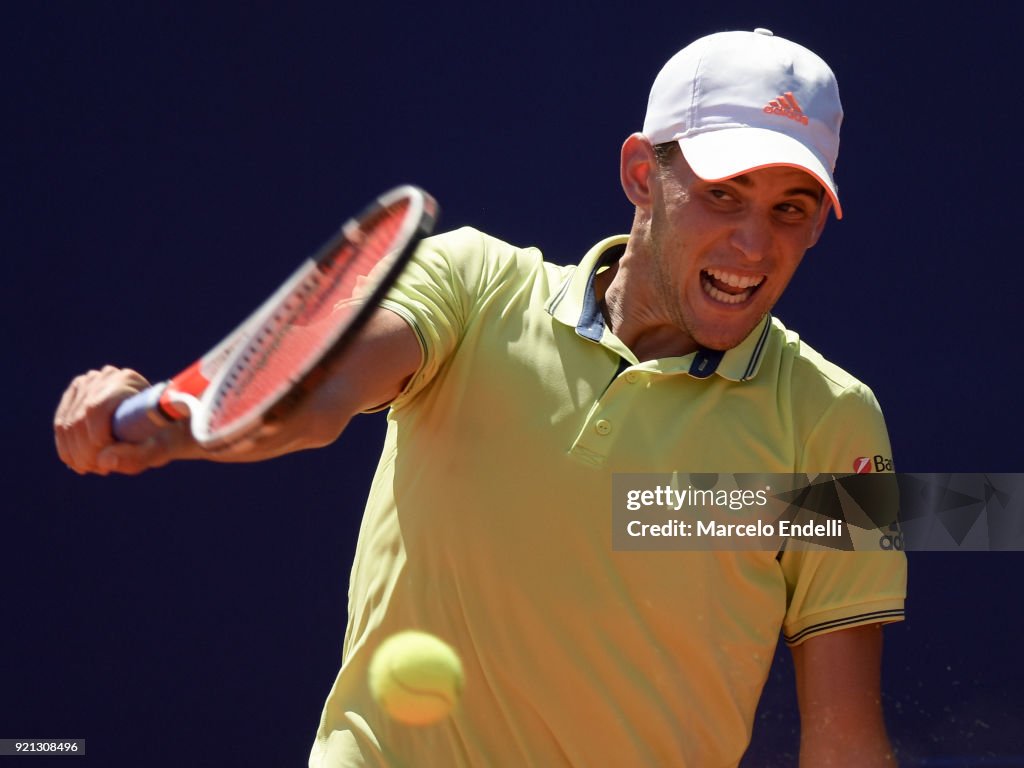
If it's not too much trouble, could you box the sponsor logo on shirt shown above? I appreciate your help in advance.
[879,522,905,551]
[853,454,893,473]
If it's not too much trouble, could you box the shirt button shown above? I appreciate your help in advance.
[595,419,612,435]
[625,371,640,384]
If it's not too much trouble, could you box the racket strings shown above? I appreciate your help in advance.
[207,199,411,434]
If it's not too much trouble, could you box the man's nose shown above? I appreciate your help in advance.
[728,216,772,263]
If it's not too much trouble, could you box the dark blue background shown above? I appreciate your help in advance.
[5,3,1021,765]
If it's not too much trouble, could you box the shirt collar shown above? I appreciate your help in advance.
[545,235,772,382]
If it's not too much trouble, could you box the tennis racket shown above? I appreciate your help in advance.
[112,185,438,450]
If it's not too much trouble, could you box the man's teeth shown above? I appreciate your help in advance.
[704,268,764,290]
[702,268,765,304]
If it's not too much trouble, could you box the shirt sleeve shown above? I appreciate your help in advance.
[372,227,523,411]
[780,380,908,646]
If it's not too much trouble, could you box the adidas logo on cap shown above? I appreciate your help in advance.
[763,92,808,126]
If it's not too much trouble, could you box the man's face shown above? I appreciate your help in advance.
[642,150,830,352]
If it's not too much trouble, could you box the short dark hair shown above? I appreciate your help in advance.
[653,141,680,168]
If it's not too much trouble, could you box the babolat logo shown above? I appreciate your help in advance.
[853,455,893,473]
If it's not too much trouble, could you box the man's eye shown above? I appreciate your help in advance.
[709,189,733,201]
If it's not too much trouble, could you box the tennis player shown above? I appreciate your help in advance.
[55,29,906,767]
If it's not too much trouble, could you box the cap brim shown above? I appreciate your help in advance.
[678,127,842,219]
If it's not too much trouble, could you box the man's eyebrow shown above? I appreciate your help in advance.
[724,174,823,201]
[786,186,825,201]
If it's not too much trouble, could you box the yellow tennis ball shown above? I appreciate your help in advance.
[368,630,464,726]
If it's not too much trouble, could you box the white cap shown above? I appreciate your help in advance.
[643,29,844,218]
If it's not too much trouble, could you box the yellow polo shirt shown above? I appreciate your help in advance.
[310,228,906,768]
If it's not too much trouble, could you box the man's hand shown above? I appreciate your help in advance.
[54,366,198,476]
[53,307,423,476]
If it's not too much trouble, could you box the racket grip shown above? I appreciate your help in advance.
[112,383,171,443]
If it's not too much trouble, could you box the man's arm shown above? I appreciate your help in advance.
[791,623,897,767]
[54,307,421,476]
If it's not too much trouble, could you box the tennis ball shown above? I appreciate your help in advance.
[368,630,464,726]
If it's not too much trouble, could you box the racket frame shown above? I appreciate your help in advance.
[112,185,437,449]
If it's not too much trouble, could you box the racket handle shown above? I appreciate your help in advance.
[112,383,171,443]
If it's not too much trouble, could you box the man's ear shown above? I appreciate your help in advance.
[620,133,657,209]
